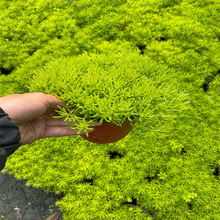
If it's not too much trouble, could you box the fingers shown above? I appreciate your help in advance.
[43,127,94,138]
[45,118,100,127]
[45,118,74,127]
[41,118,98,139]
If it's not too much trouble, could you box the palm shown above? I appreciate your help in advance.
[0,93,81,144]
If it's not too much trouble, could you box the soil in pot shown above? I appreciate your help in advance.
[80,120,134,144]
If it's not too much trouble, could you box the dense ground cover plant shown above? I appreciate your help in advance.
[1,0,220,219]
[29,52,187,133]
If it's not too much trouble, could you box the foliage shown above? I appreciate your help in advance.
[29,52,188,133]
[0,0,220,219]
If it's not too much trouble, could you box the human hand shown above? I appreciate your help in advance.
[0,93,96,145]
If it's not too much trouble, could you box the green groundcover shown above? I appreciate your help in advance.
[0,0,220,219]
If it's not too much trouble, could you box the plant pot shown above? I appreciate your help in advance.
[80,120,134,144]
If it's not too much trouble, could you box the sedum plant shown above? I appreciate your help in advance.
[29,52,188,133]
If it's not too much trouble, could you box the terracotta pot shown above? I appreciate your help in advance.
[80,120,134,144]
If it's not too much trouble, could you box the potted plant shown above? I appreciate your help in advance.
[29,52,188,143]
